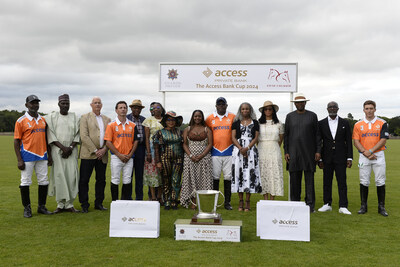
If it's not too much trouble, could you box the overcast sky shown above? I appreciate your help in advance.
[1,0,399,122]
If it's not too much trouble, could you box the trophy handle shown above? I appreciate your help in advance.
[216,191,225,207]
[189,190,197,207]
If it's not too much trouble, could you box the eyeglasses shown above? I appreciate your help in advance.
[166,118,176,122]
[327,106,338,109]
[264,107,274,111]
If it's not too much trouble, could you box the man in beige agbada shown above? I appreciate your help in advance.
[46,94,80,213]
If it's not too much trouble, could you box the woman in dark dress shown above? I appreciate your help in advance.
[153,111,184,210]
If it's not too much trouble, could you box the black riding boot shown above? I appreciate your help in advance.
[377,185,388,217]
[121,183,131,200]
[224,180,232,210]
[358,184,368,214]
[213,179,220,191]
[111,183,119,201]
[20,185,32,218]
[37,185,52,215]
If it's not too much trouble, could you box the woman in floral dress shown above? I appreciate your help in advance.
[231,102,262,212]
[143,103,164,201]
[153,111,184,210]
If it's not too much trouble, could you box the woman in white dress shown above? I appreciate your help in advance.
[258,101,284,200]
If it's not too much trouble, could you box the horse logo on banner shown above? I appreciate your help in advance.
[268,69,290,84]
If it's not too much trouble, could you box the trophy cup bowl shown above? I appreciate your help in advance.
[190,190,224,225]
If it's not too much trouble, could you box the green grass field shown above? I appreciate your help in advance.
[1,136,399,266]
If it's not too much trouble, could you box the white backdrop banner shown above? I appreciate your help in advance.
[160,63,297,92]
[109,200,160,238]
[257,200,310,242]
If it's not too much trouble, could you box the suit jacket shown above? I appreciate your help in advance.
[318,116,353,164]
[79,112,111,163]
[126,113,146,158]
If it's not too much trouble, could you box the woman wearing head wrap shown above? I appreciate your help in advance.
[143,102,165,202]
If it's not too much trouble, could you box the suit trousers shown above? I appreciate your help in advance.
[323,162,348,208]
[133,155,145,200]
[290,170,315,210]
[79,159,107,208]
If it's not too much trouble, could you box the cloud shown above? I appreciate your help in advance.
[0,0,399,122]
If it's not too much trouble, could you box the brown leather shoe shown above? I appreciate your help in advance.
[66,207,80,213]
[53,208,63,214]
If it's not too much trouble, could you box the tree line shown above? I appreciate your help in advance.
[1,109,399,136]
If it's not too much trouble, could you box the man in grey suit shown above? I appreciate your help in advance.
[79,97,111,213]
[317,101,353,215]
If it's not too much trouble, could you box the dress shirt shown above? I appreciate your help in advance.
[96,114,105,148]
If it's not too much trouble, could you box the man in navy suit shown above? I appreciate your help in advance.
[317,101,353,214]
[126,99,146,200]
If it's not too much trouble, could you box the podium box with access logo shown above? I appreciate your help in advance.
[257,200,310,242]
[109,200,160,238]
[175,219,242,242]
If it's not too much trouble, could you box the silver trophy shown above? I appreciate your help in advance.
[190,190,224,225]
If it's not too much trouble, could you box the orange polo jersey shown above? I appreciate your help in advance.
[14,113,48,162]
[206,112,235,156]
[104,119,136,155]
[353,117,389,152]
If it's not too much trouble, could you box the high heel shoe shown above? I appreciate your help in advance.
[238,200,244,211]
[245,200,251,212]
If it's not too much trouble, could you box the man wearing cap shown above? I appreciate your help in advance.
[284,93,321,213]
[105,101,139,201]
[353,100,389,216]
[46,94,80,213]
[206,97,236,210]
[78,97,111,213]
[14,95,53,217]
[127,99,146,200]
[317,101,353,215]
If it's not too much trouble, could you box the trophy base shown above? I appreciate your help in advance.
[190,213,222,225]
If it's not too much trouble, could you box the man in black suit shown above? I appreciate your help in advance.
[317,101,353,214]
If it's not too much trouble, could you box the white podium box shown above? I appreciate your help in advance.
[175,219,242,242]
[257,200,310,242]
[109,200,160,238]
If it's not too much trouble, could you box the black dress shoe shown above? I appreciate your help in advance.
[164,206,170,210]
[53,208,63,214]
[66,207,80,213]
[81,207,89,213]
[172,206,178,210]
[94,205,107,211]
[23,204,32,218]
[37,205,53,215]
[224,203,233,210]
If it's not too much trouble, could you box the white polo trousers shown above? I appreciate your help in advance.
[110,155,133,185]
[212,156,232,181]
[20,160,49,186]
[358,151,386,187]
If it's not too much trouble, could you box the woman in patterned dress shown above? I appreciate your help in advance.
[143,103,165,202]
[231,102,262,212]
[153,111,184,210]
[258,101,284,200]
[181,110,213,209]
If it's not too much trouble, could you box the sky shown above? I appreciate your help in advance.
[1,0,399,122]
